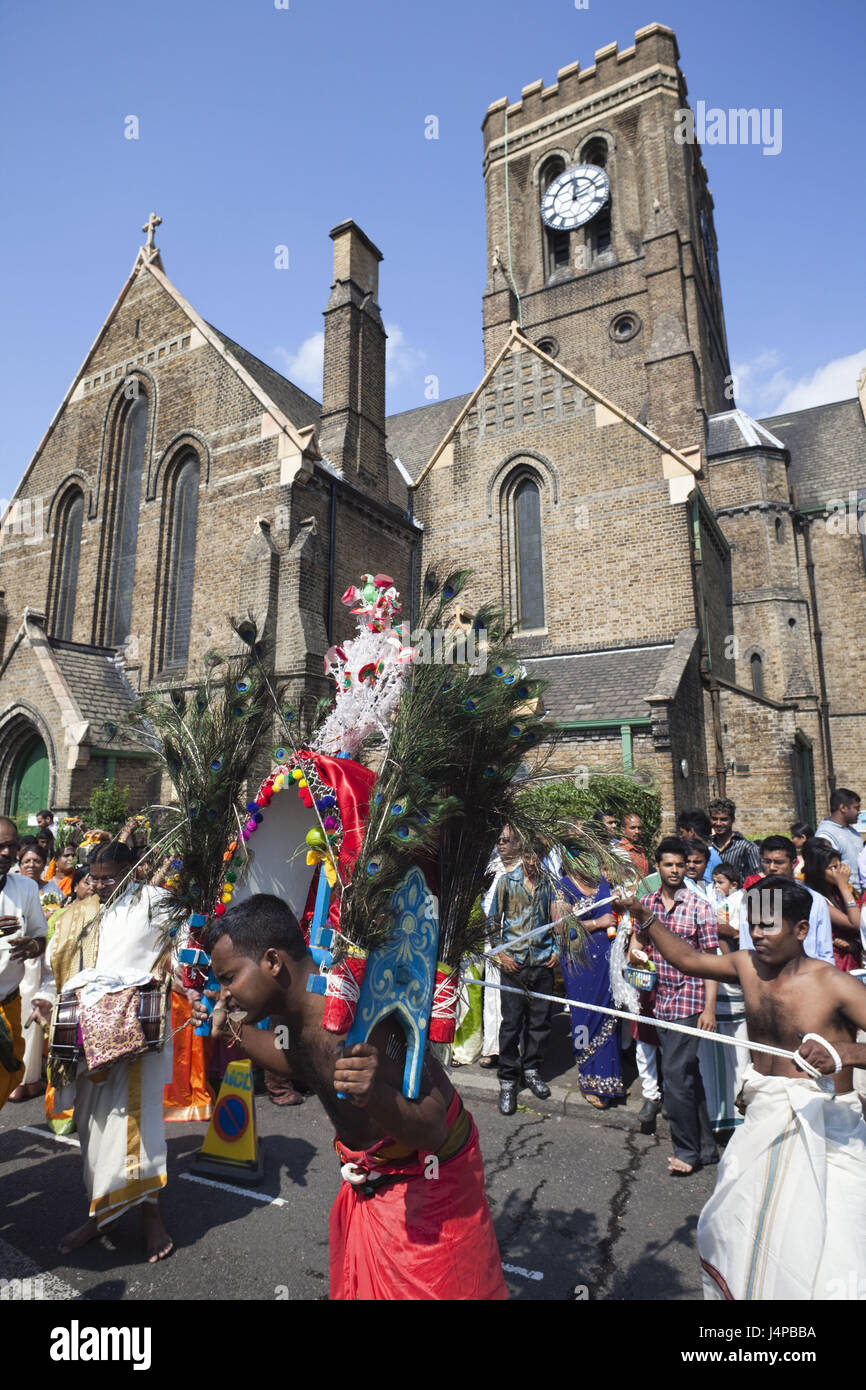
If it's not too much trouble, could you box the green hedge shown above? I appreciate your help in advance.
[87,779,131,836]
[518,770,661,849]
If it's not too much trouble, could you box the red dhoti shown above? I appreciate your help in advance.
[330,1092,508,1301]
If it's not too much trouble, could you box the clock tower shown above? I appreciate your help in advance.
[481,23,731,451]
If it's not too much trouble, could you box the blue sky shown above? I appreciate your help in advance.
[1,0,864,501]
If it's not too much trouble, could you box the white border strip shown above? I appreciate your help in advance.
[179,1172,287,1206]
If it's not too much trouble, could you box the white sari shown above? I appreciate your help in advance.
[698,1065,866,1300]
[41,885,174,1227]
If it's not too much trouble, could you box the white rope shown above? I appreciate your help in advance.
[482,894,618,961]
[430,969,460,1020]
[325,964,362,1007]
[464,975,800,1065]
[793,1033,842,1078]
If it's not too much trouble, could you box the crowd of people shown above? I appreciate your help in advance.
[1,787,864,1299]
[464,791,866,1149]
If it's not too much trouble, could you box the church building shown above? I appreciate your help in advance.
[1,23,863,836]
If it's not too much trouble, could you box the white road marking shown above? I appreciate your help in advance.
[179,1172,288,1206]
[502,1261,544,1281]
[18,1125,80,1147]
[0,1236,81,1300]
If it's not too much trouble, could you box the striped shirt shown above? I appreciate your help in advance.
[641,885,719,1021]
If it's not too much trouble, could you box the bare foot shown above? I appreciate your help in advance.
[582,1092,608,1110]
[142,1204,174,1263]
[59,1217,99,1253]
[667,1156,697,1176]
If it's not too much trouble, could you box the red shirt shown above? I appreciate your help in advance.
[640,885,719,1021]
[618,840,649,877]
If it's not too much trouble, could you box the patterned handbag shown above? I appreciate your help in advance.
[76,982,166,1070]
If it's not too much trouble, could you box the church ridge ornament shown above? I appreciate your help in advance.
[141,212,162,258]
[540,164,610,231]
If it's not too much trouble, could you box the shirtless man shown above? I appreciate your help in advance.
[198,893,507,1301]
[617,874,866,1299]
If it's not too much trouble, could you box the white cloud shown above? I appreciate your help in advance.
[274,321,424,397]
[733,347,866,417]
[384,321,425,388]
[273,332,324,395]
[770,349,866,414]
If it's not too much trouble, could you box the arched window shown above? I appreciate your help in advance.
[581,138,612,257]
[105,393,148,647]
[750,652,764,697]
[514,477,545,630]
[52,490,84,641]
[162,453,200,670]
[540,156,569,279]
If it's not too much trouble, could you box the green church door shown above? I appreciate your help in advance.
[9,736,50,820]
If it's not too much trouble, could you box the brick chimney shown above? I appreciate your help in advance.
[318,221,387,493]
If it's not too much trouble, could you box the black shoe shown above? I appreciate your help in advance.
[499,1081,517,1116]
[638,1097,662,1133]
[523,1069,551,1100]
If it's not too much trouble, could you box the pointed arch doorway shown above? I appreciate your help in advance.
[9,735,50,820]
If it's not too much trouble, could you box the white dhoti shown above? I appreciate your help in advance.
[18,957,46,1085]
[482,958,502,1058]
[698,1065,866,1300]
[74,1044,172,1228]
[37,884,175,1227]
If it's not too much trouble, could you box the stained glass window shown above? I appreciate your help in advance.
[106,394,148,647]
[515,477,545,630]
[54,491,83,641]
[162,453,199,670]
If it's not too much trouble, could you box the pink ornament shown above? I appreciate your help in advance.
[323,816,337,830]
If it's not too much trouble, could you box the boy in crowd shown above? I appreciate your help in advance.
[737,836,833,963]
[676,810,721,883]
[708,798,761,883]
[815,789,863,895]
[638,837,719,1174]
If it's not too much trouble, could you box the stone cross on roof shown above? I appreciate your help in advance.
[141,212,162,256]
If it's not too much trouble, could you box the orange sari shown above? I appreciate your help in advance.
[163,990,214,1122]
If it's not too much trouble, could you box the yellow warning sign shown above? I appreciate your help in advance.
[192,1059,263,1183]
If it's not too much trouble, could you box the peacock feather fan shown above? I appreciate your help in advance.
[124,621,277,935]
[336,564,610,966]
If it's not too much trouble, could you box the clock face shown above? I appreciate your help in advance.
[540,164,610,231]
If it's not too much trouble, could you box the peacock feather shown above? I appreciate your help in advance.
[336,565,612,966]
[124,621,277,934]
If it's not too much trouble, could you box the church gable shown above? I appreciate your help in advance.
[412,327,703,653]
[0,244,327,687]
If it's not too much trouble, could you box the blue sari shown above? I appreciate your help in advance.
[558,875,624,1099]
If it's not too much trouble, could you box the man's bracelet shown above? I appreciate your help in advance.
[640,912,657,931]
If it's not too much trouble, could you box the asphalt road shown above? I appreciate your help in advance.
[0,1078,716,1302]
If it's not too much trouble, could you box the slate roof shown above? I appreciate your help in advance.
[207,326,322,431]
[706,409,785,457]
[384,393,473,483]
[49,640,139,749]
[758,398,866,511]
[525,644,674,724]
